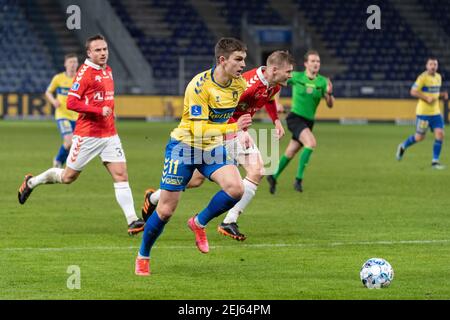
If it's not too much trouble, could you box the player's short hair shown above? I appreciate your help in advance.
[426,56,438,63]
[64,53,78,61]
[304,50,320,62]
[85,34,106,51]
[267,50,296,67]
[214,37,247,63]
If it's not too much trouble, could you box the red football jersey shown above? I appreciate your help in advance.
[230,67,281,124]
[67,59,117,138]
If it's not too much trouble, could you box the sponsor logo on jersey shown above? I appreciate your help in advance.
[209,107,235,123]
[94,92,104,101]
[71,82,80,91]
[191,105,202,116]
[95,75,102,82]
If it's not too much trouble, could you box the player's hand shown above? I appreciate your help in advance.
[274,120,285,140]
[237,114,252,130]
[426,96,435,104]
[239,131,253,149]
[53,101,61,109]
[102,106,112,117]
[442,91,449,101]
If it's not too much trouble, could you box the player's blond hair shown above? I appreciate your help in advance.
[267,50,295,67]
[214,37,247,63]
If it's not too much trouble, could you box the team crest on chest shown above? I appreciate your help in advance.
[232,90,238,102]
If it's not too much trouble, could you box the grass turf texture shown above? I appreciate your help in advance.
[1,121,450,299]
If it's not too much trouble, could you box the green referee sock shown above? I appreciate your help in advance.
[273,155,292,180]
[296,147,314,180]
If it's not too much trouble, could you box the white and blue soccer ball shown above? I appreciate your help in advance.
[360,258,394,289]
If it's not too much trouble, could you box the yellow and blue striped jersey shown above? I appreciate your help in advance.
[171,67,246,150]
[412,71,442,115]
[47,72,78,121]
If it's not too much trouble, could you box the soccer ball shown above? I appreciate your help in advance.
[360,258,394,289]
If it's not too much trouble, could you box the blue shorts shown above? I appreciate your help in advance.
[415,114,444,135]
[56,119,76,137]
[160,138,236,191]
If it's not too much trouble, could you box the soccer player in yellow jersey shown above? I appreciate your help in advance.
[135,38,252,276]
[396,57,448,169]
[45,53,79,168]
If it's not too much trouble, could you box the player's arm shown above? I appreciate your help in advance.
[274,91,285,113]
[324,78,334,108]
[67,74,103,116]
[45,76,60,108]
[190,116,251,138]
[187,84,251,137]
[410,76,435,104]
[265,99,285,139]
[439,90,449,100]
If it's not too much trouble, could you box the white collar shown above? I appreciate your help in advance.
[84,59,102,70]
[256,66,269,88]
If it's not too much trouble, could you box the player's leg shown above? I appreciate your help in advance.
[102,135,144,235]
[136,189,181,276]
[219,138,264,240]
[431,115,445,169]
[141,169,205,222]
[187,153,244,253]
[18,135,88,204]
[267,139,302,194]
[267,113,305,194]
[397,116,426,161]
[295,128,317,192]
[136,139,193,275]
[54,119,74,168]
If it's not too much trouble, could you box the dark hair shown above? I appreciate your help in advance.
[85,34,106,51]
[304,50,320,62]
[267,50,296,67]
[64,53,78,61]
[214,37,247,63]
[427,56,438,63]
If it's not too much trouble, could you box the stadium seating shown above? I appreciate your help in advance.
[0,1,56,93]
[294,0,439,82]
[110,0,216,95]
[0,0,447,97]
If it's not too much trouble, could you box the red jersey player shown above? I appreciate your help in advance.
[18,34,145,236]
[141,50,295,240]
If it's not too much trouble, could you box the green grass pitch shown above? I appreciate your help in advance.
[1,120,450,299]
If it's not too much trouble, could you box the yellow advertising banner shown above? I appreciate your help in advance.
[0,93,444,121]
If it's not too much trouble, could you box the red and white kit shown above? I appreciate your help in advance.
[226,66,281,159]
[66,59,125,171]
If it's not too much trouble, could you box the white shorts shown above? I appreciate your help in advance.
[225,131,260,163]
[66,135,126,171]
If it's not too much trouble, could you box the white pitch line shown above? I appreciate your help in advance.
[1,239,450,253]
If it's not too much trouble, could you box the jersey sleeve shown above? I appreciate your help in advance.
[68,68,89,100]
[46,75,59,93]
[186,82,209,120]
[412,75,424,91]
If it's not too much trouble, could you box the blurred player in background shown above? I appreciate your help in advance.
[18,34,145,236]
[267,50,334,193]
[396,57,448,169]
[45,53,79,168]
[141,50,295,241]
[135,38,251,276]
